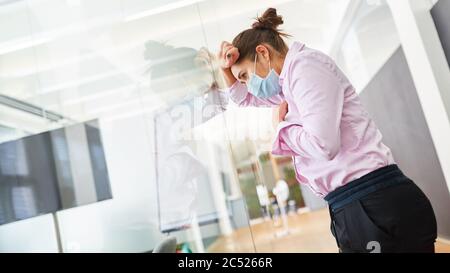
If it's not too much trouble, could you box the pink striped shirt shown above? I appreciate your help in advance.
[228,41,395,197]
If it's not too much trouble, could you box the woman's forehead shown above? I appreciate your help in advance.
[231,60,251,76]
[230,64,241,77]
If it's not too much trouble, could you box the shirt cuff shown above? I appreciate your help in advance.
[227,81,248,104]
[272,121,302,156]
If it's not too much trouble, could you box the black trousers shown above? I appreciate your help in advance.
[327,165,437,253]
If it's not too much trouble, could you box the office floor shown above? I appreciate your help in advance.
[208,208,450,253]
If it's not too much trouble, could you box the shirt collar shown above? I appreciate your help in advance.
[279,41,305,85]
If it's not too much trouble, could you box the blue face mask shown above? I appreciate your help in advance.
[247,54,282,98]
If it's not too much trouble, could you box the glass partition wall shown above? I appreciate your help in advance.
[0,0,404,252]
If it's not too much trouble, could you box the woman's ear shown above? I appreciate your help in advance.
[255,44,270,61]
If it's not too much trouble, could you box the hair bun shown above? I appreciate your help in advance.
[252,8,284,31]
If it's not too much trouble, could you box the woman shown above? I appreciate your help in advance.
[218,8,437,253]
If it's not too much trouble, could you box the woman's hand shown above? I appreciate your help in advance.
[218,41,239,68]
[217,41,239,87]
[279,101,288,122]
[273,101,288,129]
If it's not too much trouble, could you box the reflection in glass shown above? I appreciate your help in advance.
[147,41,228,232]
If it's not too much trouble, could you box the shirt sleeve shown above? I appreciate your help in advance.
[227,80,284,107]
[272,55,345,160]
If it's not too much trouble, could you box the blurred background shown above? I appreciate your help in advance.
[0,0,450,252]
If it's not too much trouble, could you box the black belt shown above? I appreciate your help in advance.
[325,164,409,212]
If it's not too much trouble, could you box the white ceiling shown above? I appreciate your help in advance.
[0,0,350,116]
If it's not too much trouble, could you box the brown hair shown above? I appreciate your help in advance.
[232,8,290,64]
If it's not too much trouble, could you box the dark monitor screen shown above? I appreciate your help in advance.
[0,120,112,225]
